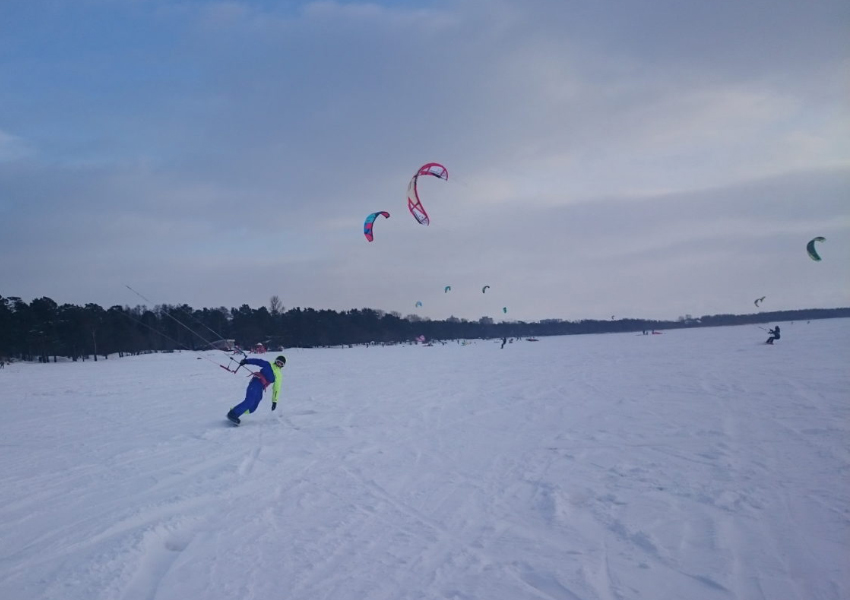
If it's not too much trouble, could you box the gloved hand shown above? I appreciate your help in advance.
[271,402,277,411]
[239,359,247,366]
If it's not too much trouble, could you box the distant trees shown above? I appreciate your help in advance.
[0,293,848,362]
[269,295,283,316]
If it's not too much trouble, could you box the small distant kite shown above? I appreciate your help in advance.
[415,301,423,308]
[806,236,826,261]
[407,162,448,225]
[363,211,390,242]
[754,296,766,308]
[482,285,490,294]
[503,307,508,314]
[444,285,452,293]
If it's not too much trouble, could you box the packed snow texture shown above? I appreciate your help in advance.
[1,320,848,600]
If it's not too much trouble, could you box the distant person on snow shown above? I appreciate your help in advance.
[766,326,781,345]
[501,337,507,349]
[227,355,285,425]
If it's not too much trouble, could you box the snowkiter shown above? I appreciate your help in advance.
[766,326,781,345]
[227,355,285,424]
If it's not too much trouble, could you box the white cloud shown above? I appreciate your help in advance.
[0,130,33,161]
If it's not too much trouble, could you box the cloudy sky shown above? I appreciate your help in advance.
[1,0,848,322]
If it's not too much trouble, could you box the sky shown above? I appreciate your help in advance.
[1,0,848,322]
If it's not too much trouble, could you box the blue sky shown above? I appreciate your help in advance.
[1,0,848,321]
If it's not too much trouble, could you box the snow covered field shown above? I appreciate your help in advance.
[1,319,848,600]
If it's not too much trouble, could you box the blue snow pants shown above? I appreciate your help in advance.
[232,378,265,416]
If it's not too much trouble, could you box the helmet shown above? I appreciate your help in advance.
[275,355,286,367]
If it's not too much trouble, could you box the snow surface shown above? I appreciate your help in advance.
[1,320,848,600]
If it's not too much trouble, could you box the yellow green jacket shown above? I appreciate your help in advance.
[271,362,283,403]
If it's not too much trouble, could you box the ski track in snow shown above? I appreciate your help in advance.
[1,320,848,600]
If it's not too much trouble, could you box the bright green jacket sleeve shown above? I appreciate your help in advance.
[271,363,283,403]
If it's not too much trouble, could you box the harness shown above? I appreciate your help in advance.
[251,371,271,389]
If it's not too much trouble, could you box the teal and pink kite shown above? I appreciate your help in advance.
[363,211,390,242]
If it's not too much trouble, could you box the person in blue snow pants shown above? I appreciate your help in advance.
[227,355,285,424]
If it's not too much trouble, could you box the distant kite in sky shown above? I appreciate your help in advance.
[407,162,448,225]
[754,296,766,308]
[806,236,826,261]
[363,211,390,242]
[444,285,452,293]
[482,285,490,293]
[415,301,423,308]
[503,307,508,314]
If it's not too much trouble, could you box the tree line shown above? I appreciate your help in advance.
[1,294,848,363]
